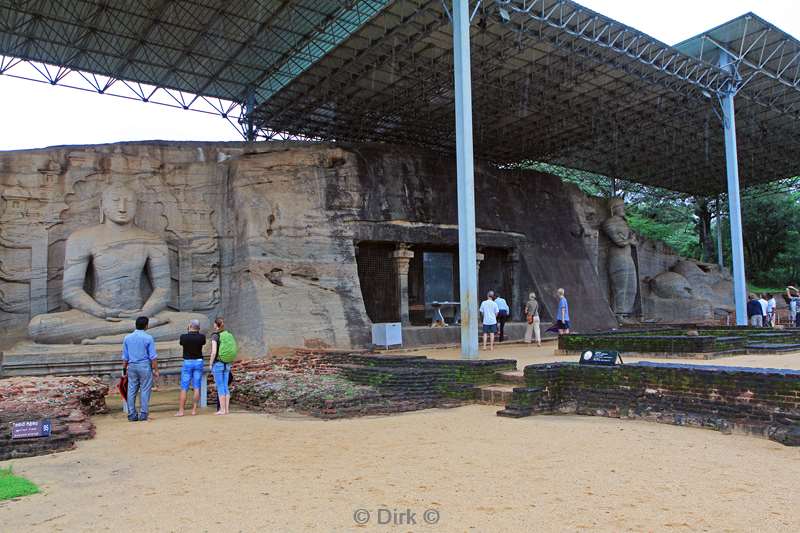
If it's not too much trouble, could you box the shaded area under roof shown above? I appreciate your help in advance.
[1,1,800,195]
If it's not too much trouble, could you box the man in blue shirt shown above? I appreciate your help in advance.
[747,294,763,327]
[493,293,510,343]
[556,288,570,334]
[122,316,159,421]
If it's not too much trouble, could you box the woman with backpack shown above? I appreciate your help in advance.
[210,317,237,415]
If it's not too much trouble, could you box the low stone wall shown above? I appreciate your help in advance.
[498,362,800,446]
[210,350,515,418]
[0,376,108,460]
[558,331,746,357]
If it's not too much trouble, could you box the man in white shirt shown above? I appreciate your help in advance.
[479,291,500,351]
[493,293,510,342]
[766,293,777,327]
[758,294,768,327]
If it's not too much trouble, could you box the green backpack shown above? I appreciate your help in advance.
[217,330,238,363]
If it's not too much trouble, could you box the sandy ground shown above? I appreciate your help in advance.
[392,340,800,371]
[1,388,799,532]
[2,345,800,531]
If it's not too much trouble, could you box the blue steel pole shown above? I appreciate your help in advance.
[720,52,747,325]
[452,1,479,358]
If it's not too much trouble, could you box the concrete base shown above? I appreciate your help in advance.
[1,341,183,378]
[399,322,529,348]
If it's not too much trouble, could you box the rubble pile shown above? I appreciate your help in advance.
[0,376,108,460]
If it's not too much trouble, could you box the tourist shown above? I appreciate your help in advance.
[494,292,510,342]
[121,316,158,422]
[766,293,777,327]
[785,286,800,325]
[556,288,570,334]
[176,319,206,417]
[759,294,769,327]
[747,294,763,327]
[479,291,500,351]
[790,286,800,327]
[524,291,541,346]
[210,317,234,415]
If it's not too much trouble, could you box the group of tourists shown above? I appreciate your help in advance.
[747,292,780,327]
[478,291,509,350]
[746,288,800,328]
[121,316,237,421]
[479,288,570,350]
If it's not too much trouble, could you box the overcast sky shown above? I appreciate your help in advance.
[1,0,798,151]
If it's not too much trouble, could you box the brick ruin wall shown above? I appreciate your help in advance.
[500,362,800,446]
[208,350,515,419]
[0,376,108,460]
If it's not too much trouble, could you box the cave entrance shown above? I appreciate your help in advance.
[356,242,514,327]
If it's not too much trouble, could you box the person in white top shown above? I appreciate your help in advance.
[766,293,777,327]
[479,291,500,351]
[758,295,768,327]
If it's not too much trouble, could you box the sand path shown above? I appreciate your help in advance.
[1,397,799,532]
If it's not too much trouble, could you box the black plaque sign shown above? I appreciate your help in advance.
[11,419,51,439]
[579,350,620,366]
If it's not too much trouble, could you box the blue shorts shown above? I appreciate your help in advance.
[213,361,231,396]
[483,324,498,334]
[180,359,204,391]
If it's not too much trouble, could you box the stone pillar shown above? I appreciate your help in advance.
[392,244,414,325]
[29,228,49,318]
[179,246,194,312]
[506,249,521,321]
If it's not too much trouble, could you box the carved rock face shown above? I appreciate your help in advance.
[650,271,694,300]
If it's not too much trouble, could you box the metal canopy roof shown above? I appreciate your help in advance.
[0,0,388,117]
[2,1,800,195]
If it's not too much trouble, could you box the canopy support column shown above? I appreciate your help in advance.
[452,0,478,358]
[715,195,724,269]
[245,92,256,142]
[720,51,747,325]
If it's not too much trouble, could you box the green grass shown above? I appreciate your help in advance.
[0,466,39,501]
[747,283,786,295]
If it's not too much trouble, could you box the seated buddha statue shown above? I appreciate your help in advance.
[28,182,209,344]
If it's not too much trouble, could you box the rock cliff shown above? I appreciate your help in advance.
[0,141,731,356]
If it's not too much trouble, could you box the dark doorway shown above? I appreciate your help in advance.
[355,242,399,323]
[479,248,511,308]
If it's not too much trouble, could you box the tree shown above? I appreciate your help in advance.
[717,190,800,287]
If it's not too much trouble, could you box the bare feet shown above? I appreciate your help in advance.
[174,411,185,417]
[191,408,197,416]
[215,410,225,416]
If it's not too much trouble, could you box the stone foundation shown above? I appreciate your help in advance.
[0,341,183,378]
[209,349,515,418]
[0,376,108,460]
[558,327,800,358]
[498,362,800,446]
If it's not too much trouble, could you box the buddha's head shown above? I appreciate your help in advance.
[101,182,137,225]
[609,197,626,217]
